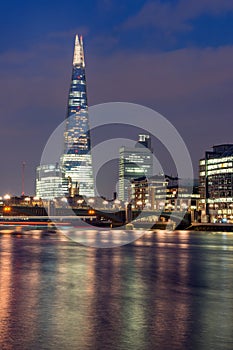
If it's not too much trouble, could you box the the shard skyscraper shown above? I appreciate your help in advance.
[61,34,94,197]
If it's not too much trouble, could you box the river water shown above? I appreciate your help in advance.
[0,230,233,350]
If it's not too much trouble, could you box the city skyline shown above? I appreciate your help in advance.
[0,0,232,195]
[0,3,233,349]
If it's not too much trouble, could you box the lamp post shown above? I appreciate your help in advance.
[114,199,121,210]
[77,199,84,207]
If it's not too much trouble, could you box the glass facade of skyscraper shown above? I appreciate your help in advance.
[61,34,94,197]
[36,164,67,200]
[119,135,153,201]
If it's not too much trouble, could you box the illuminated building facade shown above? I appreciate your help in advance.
[119,135,153,201]
[131,176,199,211]
[36,164,67,200]
[61,34,94,197]
[131,175,167,210]
[199,144,233,223]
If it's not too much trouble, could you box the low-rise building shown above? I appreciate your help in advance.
[131,175,199,213]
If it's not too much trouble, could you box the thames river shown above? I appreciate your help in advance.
[0,230,233,350]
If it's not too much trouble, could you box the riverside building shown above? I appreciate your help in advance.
[199,144,233,223]
[36,164,67,200]
[119,135,153,201]
[131,175,199,212]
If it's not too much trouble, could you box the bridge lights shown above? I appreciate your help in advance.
[88,209,95,215]
[3,206,11,213]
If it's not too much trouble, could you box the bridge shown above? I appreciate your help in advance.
[0,205,191,229]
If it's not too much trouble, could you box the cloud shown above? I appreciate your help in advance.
[97,0,115,11]
[89,35,120,53]
[122,0,233,33]
[48,27,90,40]
[0,42,71,195]
[0,35,232,193]
[0,50,36,65]
[88,45,233,102]
[87,44,233,174]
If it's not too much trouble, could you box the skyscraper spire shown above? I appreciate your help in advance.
[36,34,94,200]
[73,34,85,67]
[61,34,94,197]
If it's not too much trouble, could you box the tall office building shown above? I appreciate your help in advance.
[199,144,233,223]
[61,34,94,197]
[36,164,67,200]
[119,134,153,201]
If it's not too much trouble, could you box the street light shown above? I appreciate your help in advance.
[159,201,165,210]
[103,200,108,209]
[77,199,84,207]
[113,199,121,210]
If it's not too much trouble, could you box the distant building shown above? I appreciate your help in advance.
[199,144,233,223]
[119,134,153,201]
[131,175,199,212]
[61,34,94,197]
[36,164,67,200]
[131,175,168,210]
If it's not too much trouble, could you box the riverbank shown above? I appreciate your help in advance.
[188,223,233,232]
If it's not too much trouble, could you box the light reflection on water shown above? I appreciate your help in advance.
[0,231,233,350]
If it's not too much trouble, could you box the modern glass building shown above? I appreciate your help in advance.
[119,135,153,201]
[61,34,94,197]
[199,144,233,223]
[36,164,67,200]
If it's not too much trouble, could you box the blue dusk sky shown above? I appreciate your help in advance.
[0,0,232,195]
